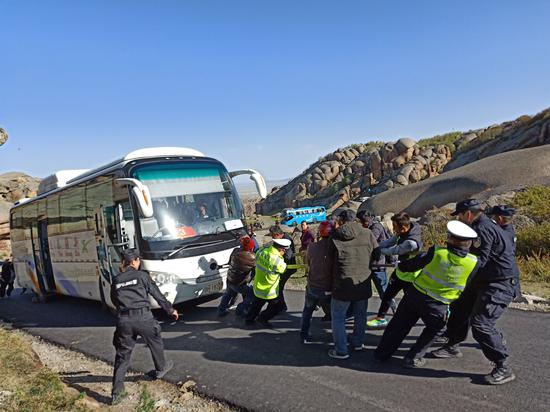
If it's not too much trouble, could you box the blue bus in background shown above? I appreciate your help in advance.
[281,206,327,226]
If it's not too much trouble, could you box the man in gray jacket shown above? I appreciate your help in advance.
[329,209,378,359]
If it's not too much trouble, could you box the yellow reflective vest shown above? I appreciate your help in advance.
[413,247,478,304]
[253,245,287,300]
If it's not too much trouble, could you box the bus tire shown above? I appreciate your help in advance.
[312,218,317,224]
[292,222,298,227]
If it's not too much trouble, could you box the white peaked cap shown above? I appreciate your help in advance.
[273,238,292,249]
[447,220,478,240]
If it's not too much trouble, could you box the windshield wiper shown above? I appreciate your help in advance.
[161,239,228,260]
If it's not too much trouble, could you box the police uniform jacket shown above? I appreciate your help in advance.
[471,214,519,281]
[110,267,174,315]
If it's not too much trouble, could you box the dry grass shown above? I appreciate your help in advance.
[0,327,89,412]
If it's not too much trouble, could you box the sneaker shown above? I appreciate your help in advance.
[217,310,230,317]
[433,335,449,345]
[321,314,332,322]
[155,360,174,379]
[111,389,128,405]
[366,317,388,328]
[328,349,350,360]
[301,335,314,345]
[402,357,426,369]
[430,345,463,359]
[353,344,366,351]
[257,318,273,329]
[484,365,516,385]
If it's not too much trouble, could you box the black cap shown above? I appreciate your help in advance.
[486,205,516,217]
[450,199,483,216]
[122,248,140,264]
[338,208,356,222]
[356,210,373,221]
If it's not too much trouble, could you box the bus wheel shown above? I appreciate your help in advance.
[292,222,297,227]
[312,218,317,224]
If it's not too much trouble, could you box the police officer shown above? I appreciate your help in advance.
[245,238,289,328]
[431,199,520,385]
[374,221,479,368]
[110,249,179,405]
[268,225,297,312]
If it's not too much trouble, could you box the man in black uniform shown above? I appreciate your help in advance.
[110,249,179,405]
[431,199,520,385]
[0,258,15,298]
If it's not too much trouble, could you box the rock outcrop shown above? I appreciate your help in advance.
[0,128,7,146]
[444,108,550,171]
[256,138,454,215]
[257,106,550,215]
[0,172,41,257]
[358,145,550,217]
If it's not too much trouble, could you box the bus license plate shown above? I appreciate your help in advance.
[204,280,223,295]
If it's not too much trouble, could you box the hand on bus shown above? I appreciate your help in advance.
[170,309,180,321]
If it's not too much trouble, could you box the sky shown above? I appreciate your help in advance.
[1,0,550,181]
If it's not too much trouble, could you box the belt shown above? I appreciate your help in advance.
[118,307,151,317]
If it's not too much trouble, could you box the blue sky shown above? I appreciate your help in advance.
[1,0,550,181]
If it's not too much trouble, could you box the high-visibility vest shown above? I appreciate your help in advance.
[413,247,478,304]
[395,230,423,282]
[395,253,422,282]
[253,246,287,300]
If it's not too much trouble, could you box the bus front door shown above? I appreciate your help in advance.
[32,219,56,296]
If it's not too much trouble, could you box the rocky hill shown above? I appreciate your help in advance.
[256,107,550,215]
[0,172,41,258]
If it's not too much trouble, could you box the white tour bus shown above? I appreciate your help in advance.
[10,147,266,309]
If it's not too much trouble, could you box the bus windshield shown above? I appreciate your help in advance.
[132,162,243,244]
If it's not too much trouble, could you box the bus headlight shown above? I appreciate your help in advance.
[149,271,180,285]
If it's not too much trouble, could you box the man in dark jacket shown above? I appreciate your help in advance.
[0,258,15,298]
[300,220,334,343]
[431,199,520,385]
[217,236,256,317]
[357,211,397,313]
[329,209,378,359]
[110,249,179,405]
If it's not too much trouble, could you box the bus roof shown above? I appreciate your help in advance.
[13,147,206,209]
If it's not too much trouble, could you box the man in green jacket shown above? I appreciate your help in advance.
[245,238,290,328]
[374,221,479,368]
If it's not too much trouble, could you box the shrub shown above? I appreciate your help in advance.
[515,222,550,257]
[517,252,550,283]
[511,186,550,223]
[417,132,462,151]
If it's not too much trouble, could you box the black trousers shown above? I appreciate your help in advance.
[245,295,282,323]
[446,278,517,363]
[112,311,166,396]
[0,280,14,297]
[374,287,448,360]
[377,272,411,317]
[277,265,296,310]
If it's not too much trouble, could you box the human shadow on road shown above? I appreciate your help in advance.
[160,304,482,383]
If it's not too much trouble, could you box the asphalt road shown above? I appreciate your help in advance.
[1,290,549,412]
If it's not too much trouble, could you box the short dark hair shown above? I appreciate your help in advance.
[391,212,411,228]
[356,210,373,224]
[269,225,284,236]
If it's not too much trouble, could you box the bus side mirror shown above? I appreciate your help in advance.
[229,169,268,199]
[115,178,154,218]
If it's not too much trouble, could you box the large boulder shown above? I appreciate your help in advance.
[359,145,550,217]
[0,128,7,146]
